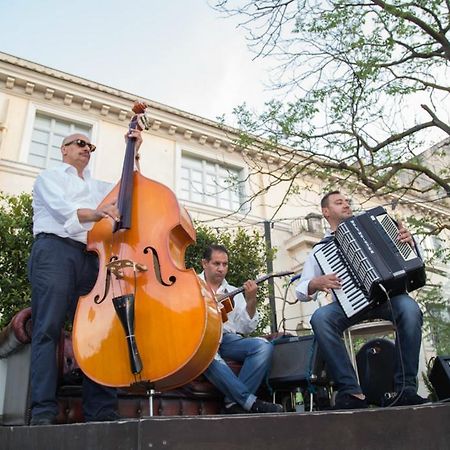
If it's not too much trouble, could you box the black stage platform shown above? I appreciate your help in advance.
[1,403,449,450]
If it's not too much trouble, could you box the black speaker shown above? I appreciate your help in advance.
[268,335,328,388]
[356,338,395,405]
[429,355,450,400]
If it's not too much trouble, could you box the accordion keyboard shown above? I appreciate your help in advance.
[315,241,372,317]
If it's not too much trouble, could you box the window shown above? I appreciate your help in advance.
[28,113,92,169]
[180,154,246,211]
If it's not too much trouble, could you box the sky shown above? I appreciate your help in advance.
[0,0,275,123]
[1,1,447,149]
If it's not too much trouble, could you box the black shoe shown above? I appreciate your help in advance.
[223,403,248,414]
[250,399,283,414]
[30,412,57,426]
[334,392,368,410]
[86,411,122,422]
[381,391,429,407]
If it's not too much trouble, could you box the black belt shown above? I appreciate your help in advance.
[35,232,87,251]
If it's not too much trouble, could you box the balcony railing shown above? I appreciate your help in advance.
[290,213,326,237]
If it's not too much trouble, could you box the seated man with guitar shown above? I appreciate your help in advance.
[199,244,283,414]
[296,191,428,409]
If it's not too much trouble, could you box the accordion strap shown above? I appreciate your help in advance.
[313,235,334,248]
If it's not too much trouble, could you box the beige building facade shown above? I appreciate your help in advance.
[1,52,449,394]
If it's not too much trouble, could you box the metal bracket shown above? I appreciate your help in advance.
[106,259,148,279]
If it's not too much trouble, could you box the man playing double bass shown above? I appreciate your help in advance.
[199,244,283,414]
[28,129,142,425]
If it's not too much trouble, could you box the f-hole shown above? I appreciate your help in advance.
[94,255,117,304]
[143,246,176,286]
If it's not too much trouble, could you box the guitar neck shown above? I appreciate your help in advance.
[217,271,293,301]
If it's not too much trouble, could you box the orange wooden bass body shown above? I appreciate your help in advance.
[72,105,221,390]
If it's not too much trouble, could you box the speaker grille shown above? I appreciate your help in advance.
[268,335,328,387]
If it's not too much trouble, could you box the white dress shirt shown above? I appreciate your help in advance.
[295,230,332,303]
[32,163,113,244]
[198,272,259,335]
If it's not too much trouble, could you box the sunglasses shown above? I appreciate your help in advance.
[64,139,96,152]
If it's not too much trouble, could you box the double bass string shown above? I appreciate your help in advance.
[109,122,138,301]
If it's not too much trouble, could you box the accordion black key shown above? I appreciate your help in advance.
[314,206,426,318]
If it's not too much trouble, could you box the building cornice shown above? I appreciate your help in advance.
[0,51,243,154]
[0,158,40,178]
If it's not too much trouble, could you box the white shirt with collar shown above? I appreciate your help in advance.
[295,230,333,303]
[32,163,113,244]
[198,272,259,335]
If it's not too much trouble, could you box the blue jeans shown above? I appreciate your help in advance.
[203,333,273,410]
[310,294,423,395]
[28,234,118,421]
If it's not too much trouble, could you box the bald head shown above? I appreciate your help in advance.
[61,133,90,147]
[61,133,94,176]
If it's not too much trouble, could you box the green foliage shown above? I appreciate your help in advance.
[0,192,33,329]
[0,193,274,335]
[406,219,450,355]
[423,356,439,401]
[185,224,274,333]
[417,284,450,356]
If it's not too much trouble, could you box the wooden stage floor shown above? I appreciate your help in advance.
[1,402,449,450]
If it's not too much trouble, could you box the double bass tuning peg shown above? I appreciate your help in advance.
[137,111,151,131]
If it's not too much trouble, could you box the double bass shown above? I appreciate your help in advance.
[72,102,222,390]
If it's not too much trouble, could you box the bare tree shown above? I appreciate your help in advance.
[212,0,450,222]
[211,1,450,354]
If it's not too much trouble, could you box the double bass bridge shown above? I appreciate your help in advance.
[106,259,148,279]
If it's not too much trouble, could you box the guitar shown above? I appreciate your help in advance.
[215,271,294,322]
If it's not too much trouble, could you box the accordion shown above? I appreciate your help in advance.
[314,206,426,318]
